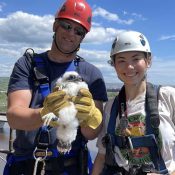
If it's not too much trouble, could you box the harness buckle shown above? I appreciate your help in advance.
[33,67,49,85]
[119,136,133,150]
[33,147,49,161]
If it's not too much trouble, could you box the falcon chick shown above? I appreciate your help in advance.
[50,71,88,153]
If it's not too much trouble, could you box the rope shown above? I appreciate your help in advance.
[33,157,44,175]
[41,161,46,175]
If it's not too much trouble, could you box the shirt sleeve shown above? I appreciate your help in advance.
[159,86,175,125]
[78,61,108,102]
[158,86,175,173]
[8,56,33,93]
[89,78,108,102]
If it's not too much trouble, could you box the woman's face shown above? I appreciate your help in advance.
[113,51,151,86]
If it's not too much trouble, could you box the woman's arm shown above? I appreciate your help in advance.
[92,152,105,175]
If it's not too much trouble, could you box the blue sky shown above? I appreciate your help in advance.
[0,0,175,85]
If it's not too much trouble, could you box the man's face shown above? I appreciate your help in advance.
[54,19,86,53]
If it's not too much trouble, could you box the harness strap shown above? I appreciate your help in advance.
[3,149,79,175]
[146,83,167,173]
[33,126,51,160]
[32,56,78,158]
[107,96,118,135]
[33,55,81,98]
[35,126,51,149]
[5,148,78,163]
[114,134,157,149]
[25,49,82,99]
[33,56,50,98]
[34,126,79,160]
[87,151,93,174]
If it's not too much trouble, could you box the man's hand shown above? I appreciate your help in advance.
[72,88,102,129]
[40,90,70,121]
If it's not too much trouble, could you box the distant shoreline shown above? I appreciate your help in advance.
[0,77,122,92]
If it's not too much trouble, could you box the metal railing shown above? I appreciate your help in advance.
[0,112,14,163]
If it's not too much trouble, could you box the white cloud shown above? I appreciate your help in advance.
[0,11,123,51]
[78,48,109,61]
[0,11,119,79]
[78,48,116,84]
[0,63,14,77]
[85,27,125,44]
[0,11,175,85]
[159,35,175,41]
[93,7,119,21]
[123,11,147,21]
[93,7,134,25]
[0,2,6,12]
[0,11,53,47]
[148,56,175,85]
[131,13,147,21]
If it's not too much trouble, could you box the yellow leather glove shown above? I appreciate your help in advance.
[40,90,70,126]
[72,89,102,129]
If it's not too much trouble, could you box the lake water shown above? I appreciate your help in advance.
[0,121,98,174]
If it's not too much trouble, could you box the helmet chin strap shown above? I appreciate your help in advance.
[53,33,80,55]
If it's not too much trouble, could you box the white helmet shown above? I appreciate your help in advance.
[110,31,151,59]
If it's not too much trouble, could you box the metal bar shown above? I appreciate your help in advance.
[9,128,14,152]
[0,155,6,162]
[0,112,14,153]
[0,149,10,154]
[0,112,7,122]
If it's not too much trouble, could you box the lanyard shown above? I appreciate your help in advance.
[118,86,129,132]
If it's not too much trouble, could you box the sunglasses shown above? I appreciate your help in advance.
[58,20,86,37]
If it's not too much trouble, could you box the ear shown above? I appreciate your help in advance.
[80,35,85,42]
[80,29,87,41]
[53,20,58,32]
[147,56,152,68]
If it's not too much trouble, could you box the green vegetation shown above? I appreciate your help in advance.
[0,91,7,112]
[0,77,9,113]
[0,77,9,91]
[107,91,118,99]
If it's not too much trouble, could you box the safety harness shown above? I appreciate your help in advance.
[3,49,92,175]
[102,83,169,175]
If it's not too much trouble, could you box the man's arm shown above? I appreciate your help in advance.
[171,171,175,175]
[7,90,42,131]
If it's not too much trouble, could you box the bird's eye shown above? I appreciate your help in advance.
[66,75,76,81]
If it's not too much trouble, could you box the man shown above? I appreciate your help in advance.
[5,0,108,174]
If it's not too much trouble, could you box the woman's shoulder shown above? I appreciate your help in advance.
[159,85,175,97]
[159,86,175,109]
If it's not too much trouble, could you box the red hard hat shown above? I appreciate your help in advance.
[55,0,92,32]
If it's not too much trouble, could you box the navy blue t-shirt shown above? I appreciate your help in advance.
[8,51,108,155]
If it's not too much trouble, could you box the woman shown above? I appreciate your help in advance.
[92,31,175,175]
